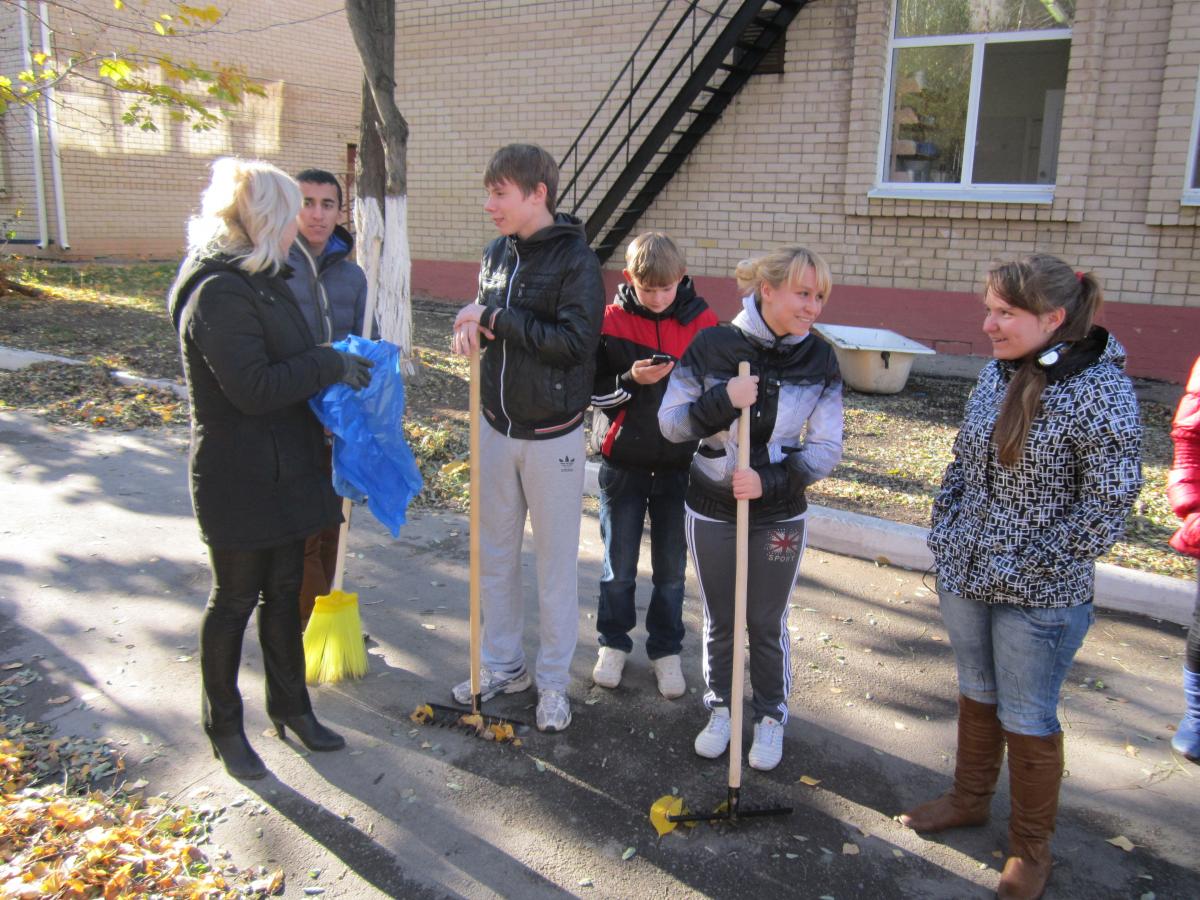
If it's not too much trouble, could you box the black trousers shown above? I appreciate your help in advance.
[201,540,311,736]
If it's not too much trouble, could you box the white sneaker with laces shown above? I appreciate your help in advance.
[748,715,784,771]
[592,647,627,688]
[451,666,532,706]
[536,689,572,732]
[694,707,731,758]
[652,654,686,699]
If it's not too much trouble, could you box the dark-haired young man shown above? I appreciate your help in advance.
[286,168,369,628]
[451,143,605,732]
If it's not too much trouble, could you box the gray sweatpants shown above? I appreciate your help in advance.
[478,420,586,692]
[685,510,807,723]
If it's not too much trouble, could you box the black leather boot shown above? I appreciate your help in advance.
[271,712,346,752]
[209,732,268,780]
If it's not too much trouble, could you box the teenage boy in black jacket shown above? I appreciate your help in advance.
[590,232,717,698]
[452,144,605,732]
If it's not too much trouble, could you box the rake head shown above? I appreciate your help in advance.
[663,787,792,829]
[411,702,530,742]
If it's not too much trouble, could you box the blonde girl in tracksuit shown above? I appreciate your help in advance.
[658,246,843,771]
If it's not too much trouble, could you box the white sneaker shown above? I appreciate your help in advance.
[748,716,784,771]
[451,666,532,706]
[592,647,627,689]
[536,689,572,732]
[694,707,731,758]
[652,654,686,699]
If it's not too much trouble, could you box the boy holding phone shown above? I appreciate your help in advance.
[590,232,718,697]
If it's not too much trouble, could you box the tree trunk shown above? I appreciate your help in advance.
[345,0,413,375]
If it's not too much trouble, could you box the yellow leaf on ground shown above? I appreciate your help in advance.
[798,775,821,786]
[1107,835,1136,852]
[409,705,434,724]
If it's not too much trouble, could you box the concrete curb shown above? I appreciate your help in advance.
[583,460,1195,626]
[0,347,85,369]
[1,345,189,400]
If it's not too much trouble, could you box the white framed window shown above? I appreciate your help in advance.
[1184,74,1200,206]
[872,0,1075,203]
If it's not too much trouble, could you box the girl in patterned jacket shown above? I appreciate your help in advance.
[658,246,843,772]
[899,254,1143,900]
[1167,353,1200,762]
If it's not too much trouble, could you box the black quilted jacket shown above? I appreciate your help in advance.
[475,214,605,440]
[929,327,1144,608]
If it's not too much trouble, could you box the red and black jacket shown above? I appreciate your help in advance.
[591,277,718,471]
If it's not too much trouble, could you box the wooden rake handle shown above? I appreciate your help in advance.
[729,360,751,791]
[469,349,482,707]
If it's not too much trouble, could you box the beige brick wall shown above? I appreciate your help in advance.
[389,0,1200,309]
[1,0,360,256]
[4,1,1199,311]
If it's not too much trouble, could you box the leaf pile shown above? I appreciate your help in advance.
[0,362,183,429]
[0,670,124,794]
[0,786,284,898]
[0,669,283,898]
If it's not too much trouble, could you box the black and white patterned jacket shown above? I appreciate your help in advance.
[929,328,1143,608]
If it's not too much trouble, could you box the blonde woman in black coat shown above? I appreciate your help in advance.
[168,158,373,779]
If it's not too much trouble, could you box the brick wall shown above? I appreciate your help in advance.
[1,0,361,256]
[4,1,1198,377]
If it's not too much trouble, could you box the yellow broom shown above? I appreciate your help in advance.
[303,497,369,683]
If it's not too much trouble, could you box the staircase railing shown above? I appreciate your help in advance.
[559,1,805,263]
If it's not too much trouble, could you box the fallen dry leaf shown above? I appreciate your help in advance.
[1107,835,1136,852]
[798,775,822,786]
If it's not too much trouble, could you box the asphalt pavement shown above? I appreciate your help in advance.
[0,409,1196,899]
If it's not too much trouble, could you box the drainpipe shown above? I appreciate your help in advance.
[38,1,69,250]
[16,1,49,249]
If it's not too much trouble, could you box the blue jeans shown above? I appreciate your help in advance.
[596,462,688,659]
[938,588,1093,737]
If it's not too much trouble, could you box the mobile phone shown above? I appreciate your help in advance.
[649,353,673,365]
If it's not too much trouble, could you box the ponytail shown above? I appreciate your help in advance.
[990,258,1104,467]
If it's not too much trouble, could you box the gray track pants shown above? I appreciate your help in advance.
[685,509,807,723]
[478,420,586,692]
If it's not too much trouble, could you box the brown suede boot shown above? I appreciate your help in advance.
[997,730,1064,900]
[899,695,1005,832]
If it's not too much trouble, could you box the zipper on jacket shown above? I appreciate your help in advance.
[498,239,519,437]
[294,240,333,343]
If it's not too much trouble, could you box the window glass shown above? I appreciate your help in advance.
[1193,125,1200,191]
[889,45,971,183]
[896,0,1075,38]
[972,40,1069,184]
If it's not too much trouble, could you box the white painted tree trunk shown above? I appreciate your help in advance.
[354,193,413,376]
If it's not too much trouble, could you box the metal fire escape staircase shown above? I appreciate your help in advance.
[560,0,810,264]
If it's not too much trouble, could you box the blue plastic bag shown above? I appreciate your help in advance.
[309,335,423,537]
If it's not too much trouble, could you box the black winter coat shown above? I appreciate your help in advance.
[475,215,605,440]
[168,255,345,550]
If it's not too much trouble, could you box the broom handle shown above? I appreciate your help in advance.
[469,348,482,705]
[330,497,353,593]
[729,361,751,792]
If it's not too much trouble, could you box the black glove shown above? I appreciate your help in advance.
[336,351,374,390]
